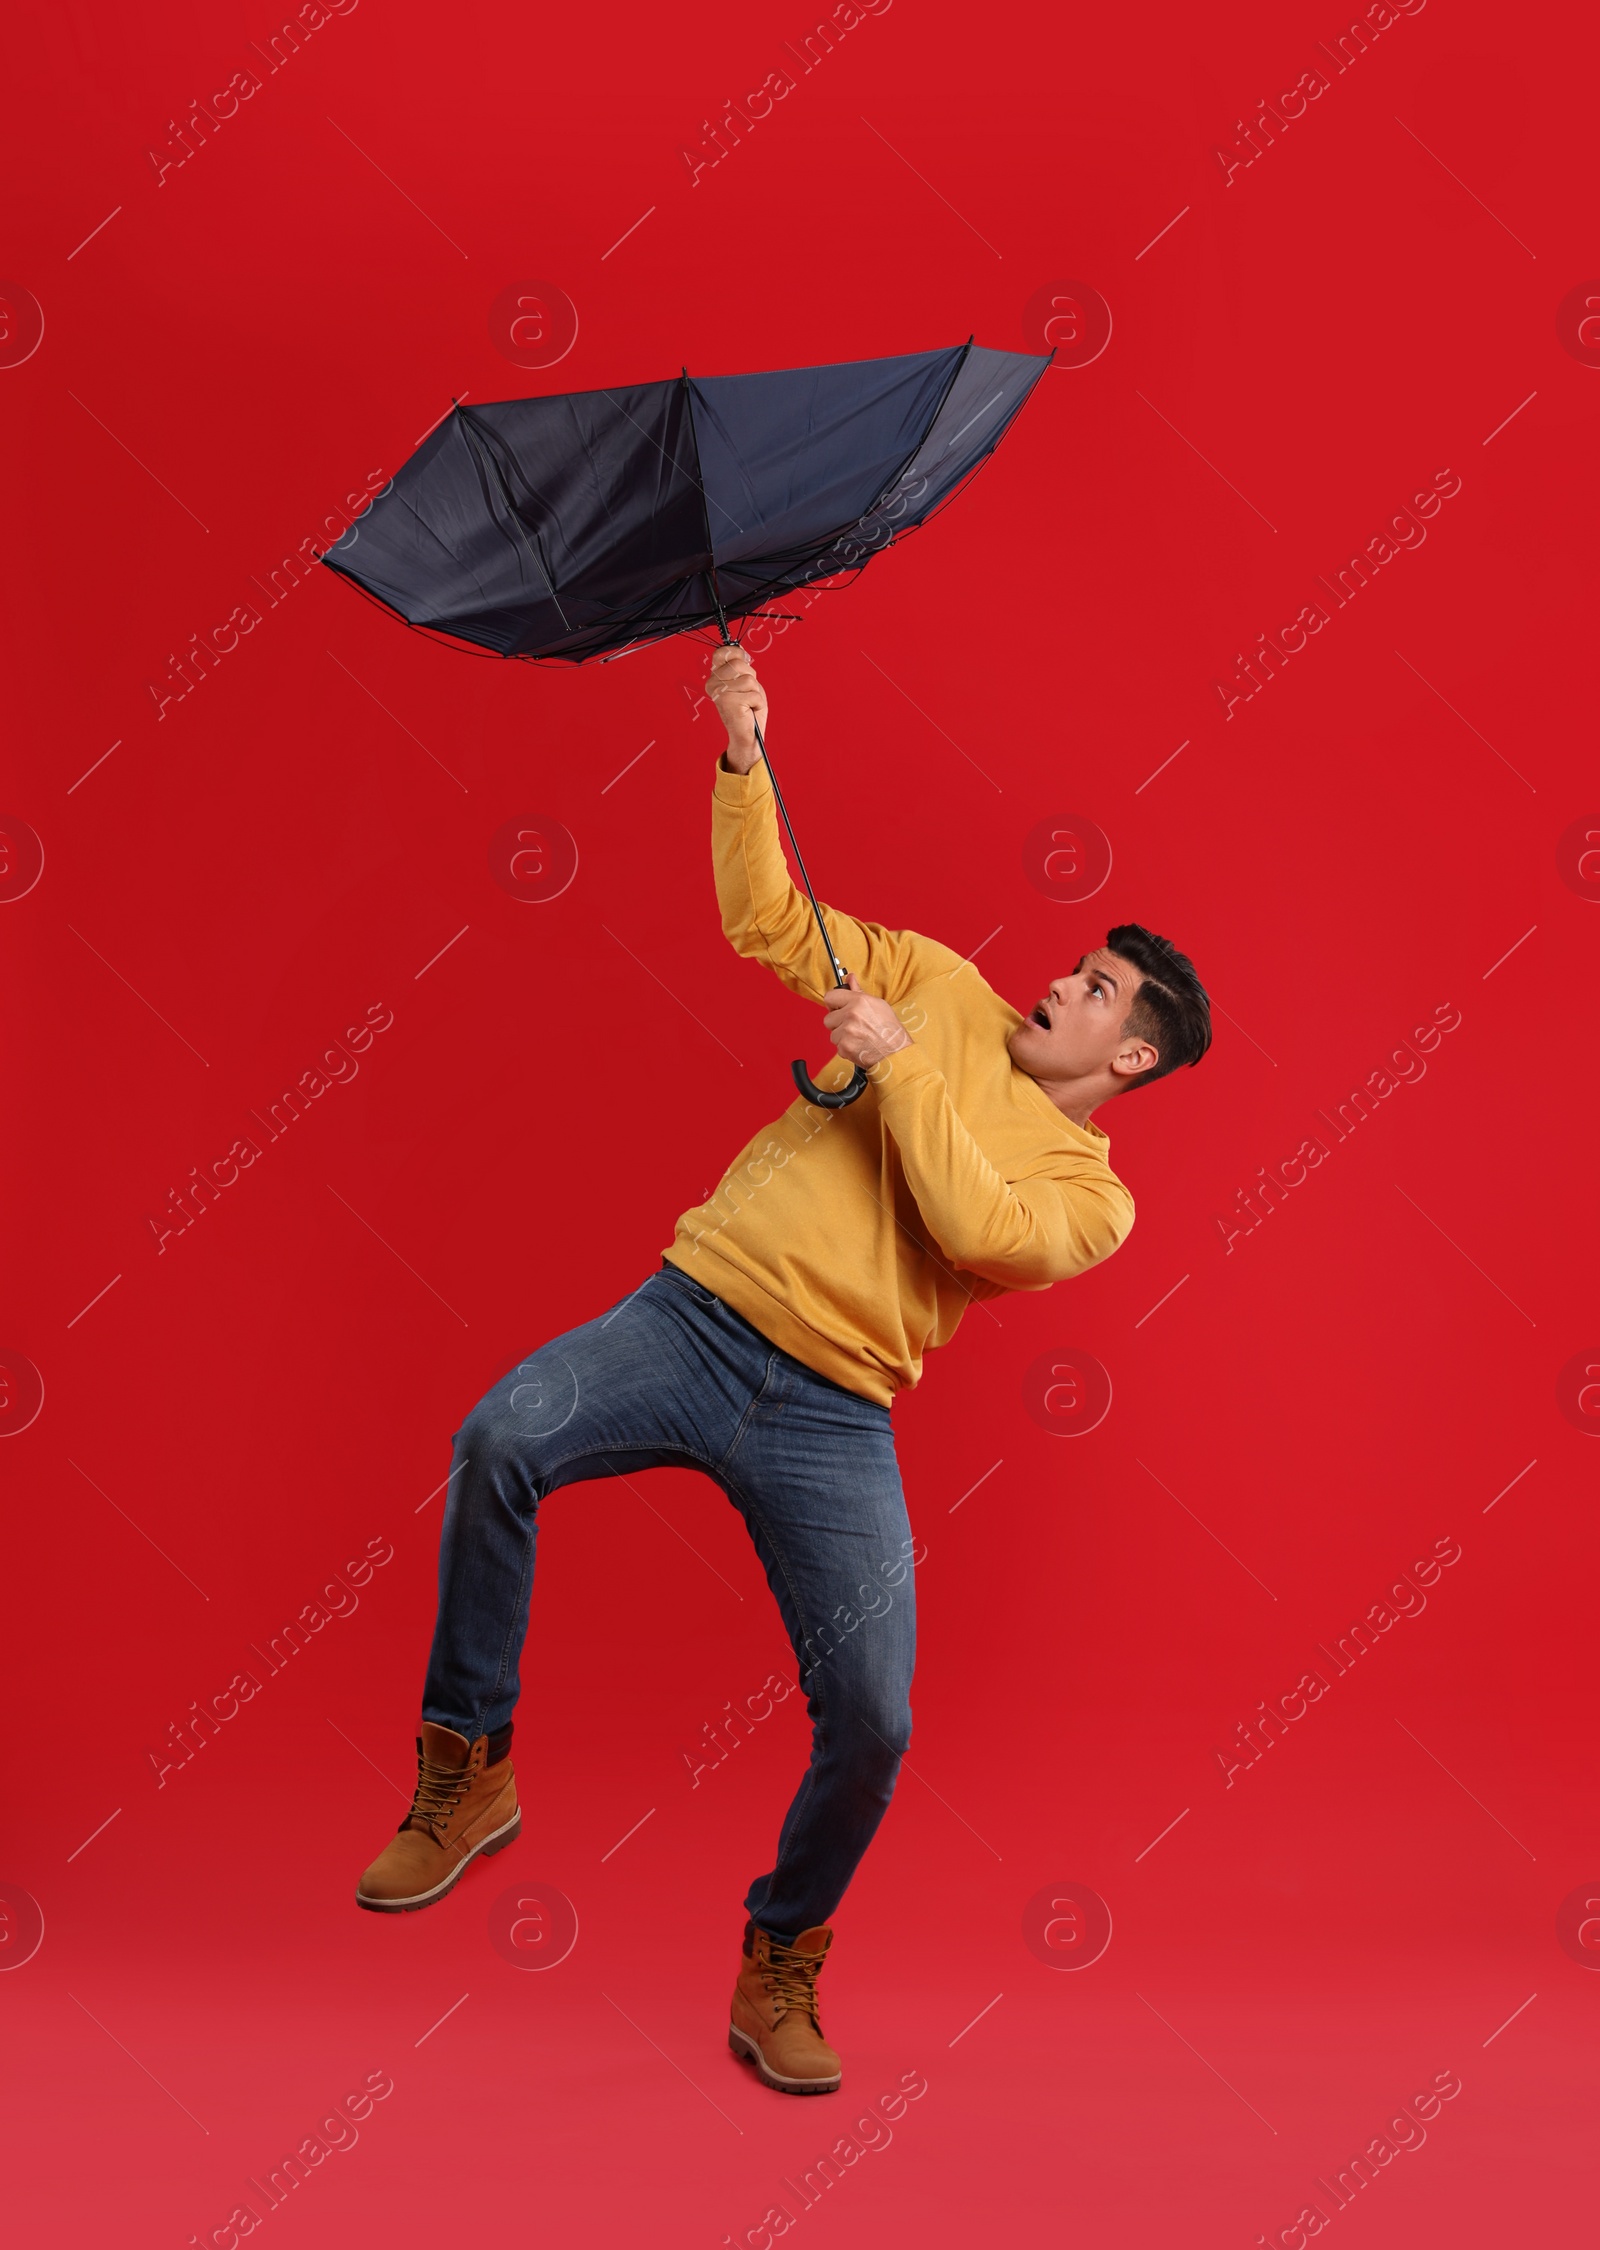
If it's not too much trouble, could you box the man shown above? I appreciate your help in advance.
[356,642,1212,2098]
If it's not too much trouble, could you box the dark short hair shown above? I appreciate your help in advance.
[1102,923,1212,1092]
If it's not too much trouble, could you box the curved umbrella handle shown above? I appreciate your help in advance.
[791,1058,870,1109]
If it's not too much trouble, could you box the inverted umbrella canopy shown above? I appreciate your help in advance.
[320,341,1049,662]
[322,339,1051,1108]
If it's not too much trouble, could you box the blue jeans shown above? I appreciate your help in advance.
[422,1262,917,1942]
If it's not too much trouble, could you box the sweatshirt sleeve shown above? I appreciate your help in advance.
[871,1043,1136,1287]
[712,758,961,1003]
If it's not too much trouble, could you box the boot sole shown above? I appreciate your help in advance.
[727,2023,840,2095]
[355,1807,522,1914]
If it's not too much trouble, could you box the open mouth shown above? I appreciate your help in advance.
[1028,1002,1051,1031]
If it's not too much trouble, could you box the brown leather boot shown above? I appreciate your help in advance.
[355,1721,520,1913]
[728,1918,841,2094]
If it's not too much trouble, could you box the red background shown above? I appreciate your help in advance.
[4,1,1596,2242]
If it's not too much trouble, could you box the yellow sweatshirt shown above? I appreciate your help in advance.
[663,759,1136,1404]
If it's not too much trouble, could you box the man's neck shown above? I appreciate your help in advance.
[1023,1069,1108,1130]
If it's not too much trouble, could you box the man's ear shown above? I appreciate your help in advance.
[1113,1038,1160,1086]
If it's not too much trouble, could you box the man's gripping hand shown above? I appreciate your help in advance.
[822,972,913,1069]
[707,642,767,774]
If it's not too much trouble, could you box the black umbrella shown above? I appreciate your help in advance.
[323,340,1050,1105]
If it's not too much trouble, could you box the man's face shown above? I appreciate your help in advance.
[1007,948,1152,1088]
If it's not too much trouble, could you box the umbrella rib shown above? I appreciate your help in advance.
[791,343,973,592]
[943,390,1005,451]
[698,355,969,617]
[600,386,745,538]
[853,357,1052,569]
[456,408,575,634]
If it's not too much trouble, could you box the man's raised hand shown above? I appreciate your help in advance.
[822,973,913,1070]
[707,642,768,774]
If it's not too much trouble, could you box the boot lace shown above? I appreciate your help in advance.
[762,1939,826,2025]
[405,1746,476,1840]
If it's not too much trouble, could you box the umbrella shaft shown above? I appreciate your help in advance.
[752,715,847,993]
[713,602,846,994]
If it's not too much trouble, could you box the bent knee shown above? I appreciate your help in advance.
[845,1696,913,1764]
[454,1397,547,1488]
